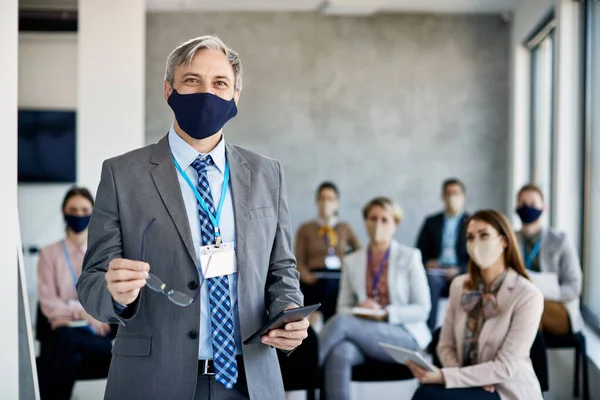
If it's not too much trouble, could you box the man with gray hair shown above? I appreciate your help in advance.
[77,35,308,400]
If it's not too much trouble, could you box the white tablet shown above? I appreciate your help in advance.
[379,342,437,372]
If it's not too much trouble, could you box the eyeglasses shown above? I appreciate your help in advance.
[141,218,213,307]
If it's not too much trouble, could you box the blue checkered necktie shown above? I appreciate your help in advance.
[191,154,238,390]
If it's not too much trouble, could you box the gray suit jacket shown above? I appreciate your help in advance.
[77,135,303,400]
[517,227,583,332]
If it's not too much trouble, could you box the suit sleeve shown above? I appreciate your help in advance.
[387,250,431,324]
[76,160,141,325]
[416,218,431,264]
[557,234,582,302]
[266,161,303,316]
[442,286,544,388]
[436,278,462,368]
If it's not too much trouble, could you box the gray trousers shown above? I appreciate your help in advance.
[194,360,250,400]
[319,314,418,400]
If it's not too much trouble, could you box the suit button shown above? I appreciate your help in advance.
[188,280,198,290]
[189,330,199,340]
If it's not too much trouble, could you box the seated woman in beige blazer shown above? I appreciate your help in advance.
[319,197,431,400]
[408,209,544,400]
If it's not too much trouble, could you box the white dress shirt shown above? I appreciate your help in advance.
[168,126,242,359]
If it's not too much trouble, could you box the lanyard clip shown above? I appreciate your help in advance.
[215,235,222,248]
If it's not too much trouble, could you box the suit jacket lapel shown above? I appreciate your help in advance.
[150,135,197,266]
[355,249,368,302]
[386,242,398,302]
[454,303,468,364]
[433,214,444,246]
[477,269,518,357]
[225,143,251,274]
[539,228,550,271]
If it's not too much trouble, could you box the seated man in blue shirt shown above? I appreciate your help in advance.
[416,178,469,332]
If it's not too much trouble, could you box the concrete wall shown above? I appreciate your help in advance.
[146,12,510,244]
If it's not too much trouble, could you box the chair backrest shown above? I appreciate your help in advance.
[428,328,549,392]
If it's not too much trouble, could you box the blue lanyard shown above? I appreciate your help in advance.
[62,241,97,334]
[368,248,390,298]
[173,155,230,240]
[523,241,541,270]
[61,240,78,288]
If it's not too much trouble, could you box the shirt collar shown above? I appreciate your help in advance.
[168,125,226,173]
[444,212,462,221]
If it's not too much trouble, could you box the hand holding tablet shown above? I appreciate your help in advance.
[379,342,436,372]
[243,304,320,348]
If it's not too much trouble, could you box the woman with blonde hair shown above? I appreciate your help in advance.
[408,210,544,400]
[319,197,431,400]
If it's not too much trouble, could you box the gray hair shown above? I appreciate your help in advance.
[164,35,243,91]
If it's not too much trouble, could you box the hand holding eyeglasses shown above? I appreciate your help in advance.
[106,258,150,305]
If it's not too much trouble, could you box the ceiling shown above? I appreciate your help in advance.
[19,0,519,15]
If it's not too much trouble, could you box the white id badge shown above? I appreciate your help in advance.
[325,255,342,270]
[199,242,236,279]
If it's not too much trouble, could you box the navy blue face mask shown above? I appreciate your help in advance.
[64,215,91,233]
[516,205,543,224]
[167,89,238,140]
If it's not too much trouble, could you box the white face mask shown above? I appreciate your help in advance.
[467,237,504,269]
[446,195,464,213]
[367,223,395,243]
[319,201,338,218]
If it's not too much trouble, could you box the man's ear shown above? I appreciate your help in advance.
[233,89,241,105]
[164,81,173,103]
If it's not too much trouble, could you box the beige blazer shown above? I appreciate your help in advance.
[437,268,544,400]
[337,240,432,349]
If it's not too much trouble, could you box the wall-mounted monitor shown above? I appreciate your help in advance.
[18,109,76,183]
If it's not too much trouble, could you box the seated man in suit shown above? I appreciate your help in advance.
[515,183,583,335]
[416,178,469,332]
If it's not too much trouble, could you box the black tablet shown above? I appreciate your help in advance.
[243,304,321,345]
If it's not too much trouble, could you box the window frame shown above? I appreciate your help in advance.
[582,0,600,333]
[524,11,558,226]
